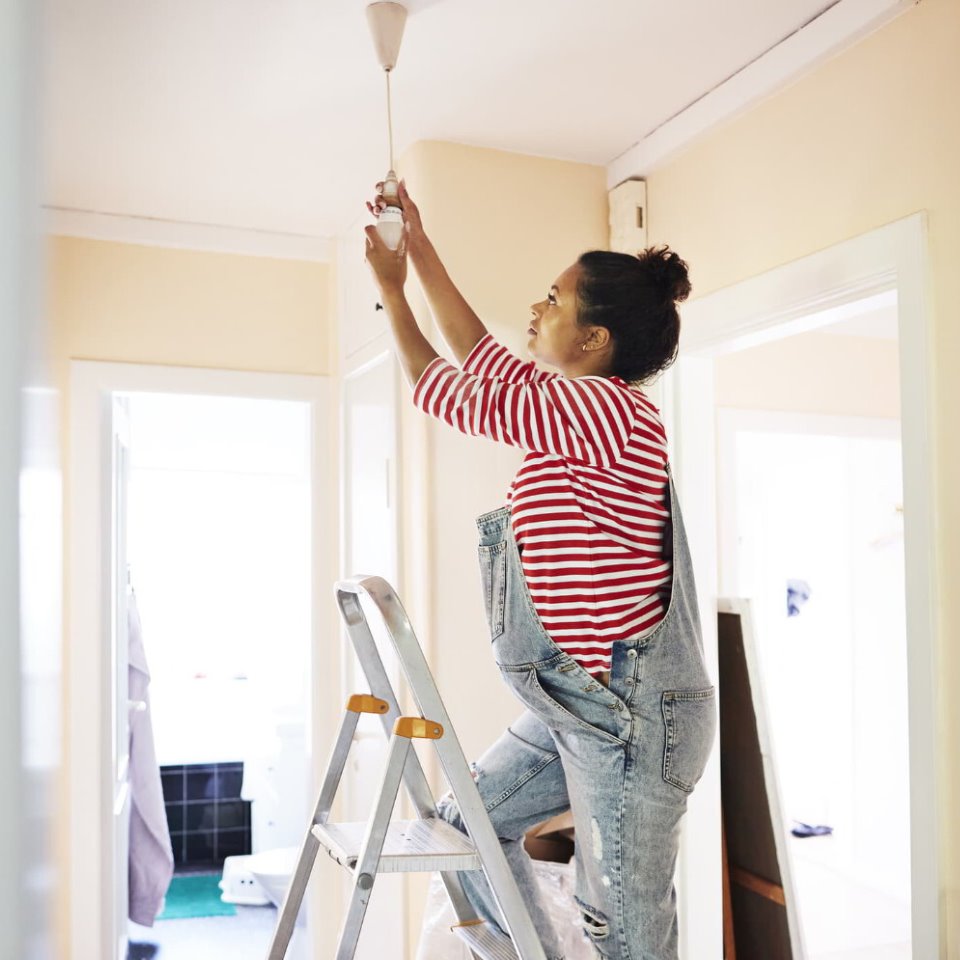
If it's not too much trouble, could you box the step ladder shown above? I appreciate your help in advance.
[267,575,548,960]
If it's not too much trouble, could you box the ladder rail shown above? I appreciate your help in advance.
[354,735,412,881]
[273,702,380,955]
[335,577,549,960]
[316,708,362,826]
[335,734,412,960]
[268,707,362,960]
[338,587,439,818]
[267,830,319,960]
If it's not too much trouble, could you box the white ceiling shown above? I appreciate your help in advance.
[41,0,899,251]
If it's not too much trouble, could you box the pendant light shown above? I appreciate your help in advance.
[366,2,408,250]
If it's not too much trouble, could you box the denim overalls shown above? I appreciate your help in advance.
[437,465,716,960]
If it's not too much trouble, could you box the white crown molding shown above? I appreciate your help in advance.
[607,0,918,187]
[44,206,335,262]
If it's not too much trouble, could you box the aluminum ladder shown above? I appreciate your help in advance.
[266,575,548,960]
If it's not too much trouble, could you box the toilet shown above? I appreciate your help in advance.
[247,846,302,917]
[219,715,308,921]
[219,852,271,906]
[221,846,304,924]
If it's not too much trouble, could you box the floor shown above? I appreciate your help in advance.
[126,841,914,960]
[814,947,912,960]
[790,840,911,960]
[129,904,310,960]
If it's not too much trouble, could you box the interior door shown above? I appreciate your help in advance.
[105,393,132,960]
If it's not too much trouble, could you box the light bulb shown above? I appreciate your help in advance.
[377,208,404,250]
[376,169,404,250]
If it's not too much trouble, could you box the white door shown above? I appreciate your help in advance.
[105,393,132,960]
[341,352,405,958]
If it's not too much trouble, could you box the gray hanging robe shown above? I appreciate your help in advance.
[127,589,175,926]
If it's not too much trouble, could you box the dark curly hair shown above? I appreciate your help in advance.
[575,245,691,384]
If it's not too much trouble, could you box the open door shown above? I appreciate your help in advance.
[104,393,132,960]
[718,598,805,959]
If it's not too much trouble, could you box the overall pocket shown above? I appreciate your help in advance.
[661,687,717,793]
[525,668,627,746]
[477,541,507,641]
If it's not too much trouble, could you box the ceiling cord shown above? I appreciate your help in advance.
[385,70,395,171]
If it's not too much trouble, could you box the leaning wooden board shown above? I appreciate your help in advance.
[718,599,806,959]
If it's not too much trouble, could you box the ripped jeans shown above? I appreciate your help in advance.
[438,492,716,959]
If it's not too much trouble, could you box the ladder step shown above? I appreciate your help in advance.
[452,920,520,960]
[312,818,482,873]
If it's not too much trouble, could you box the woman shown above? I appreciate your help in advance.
[365,181,716,960]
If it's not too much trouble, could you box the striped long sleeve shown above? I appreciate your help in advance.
[413,356,637,468]
[414,336,672,676]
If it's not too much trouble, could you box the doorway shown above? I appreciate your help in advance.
[68,363,335,960]
[123,391,312,958]
[719,405,909,958]
[663,212,940,958]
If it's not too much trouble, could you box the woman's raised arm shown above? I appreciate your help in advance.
[369,180,488,364]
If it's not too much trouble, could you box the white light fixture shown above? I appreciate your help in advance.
[366,2,408,250]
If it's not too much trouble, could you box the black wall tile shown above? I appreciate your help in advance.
[165,804,184,832]
[170,832,186,864]
[186,770,217,801]
[216,829,250,860]
[215,801,248,830]
[186,832,215,862]
[217,768,243,798]
[160,770,184,803]
[185,802,215,832]
[164,762,251,870]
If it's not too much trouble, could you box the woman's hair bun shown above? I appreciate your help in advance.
[575,244,690,382]
[636,244,692,304]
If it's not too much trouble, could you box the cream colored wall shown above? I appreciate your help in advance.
[716,331,901,418]
[389,140,609,955]
[644,0,958,948]
[47,236,333,957]
[48,236,332,377]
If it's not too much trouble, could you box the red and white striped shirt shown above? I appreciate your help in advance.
[414,334,672,676]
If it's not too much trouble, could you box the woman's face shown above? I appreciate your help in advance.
[527,263,588,372]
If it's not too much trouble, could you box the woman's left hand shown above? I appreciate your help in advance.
[364,223,408,298]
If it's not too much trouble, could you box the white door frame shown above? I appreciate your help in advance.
[338,347,407,959]
[662,211,941,957]
[68,361,336,960]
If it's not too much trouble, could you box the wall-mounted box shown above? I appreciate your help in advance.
[609,179,647,255]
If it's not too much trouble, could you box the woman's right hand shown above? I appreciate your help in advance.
[367,179,486,361]
[367,180,426,249]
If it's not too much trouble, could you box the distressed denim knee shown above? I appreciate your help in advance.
[434,714,571,960]
[575,896,611,953]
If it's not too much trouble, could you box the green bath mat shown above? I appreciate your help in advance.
[157,873,237,920]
